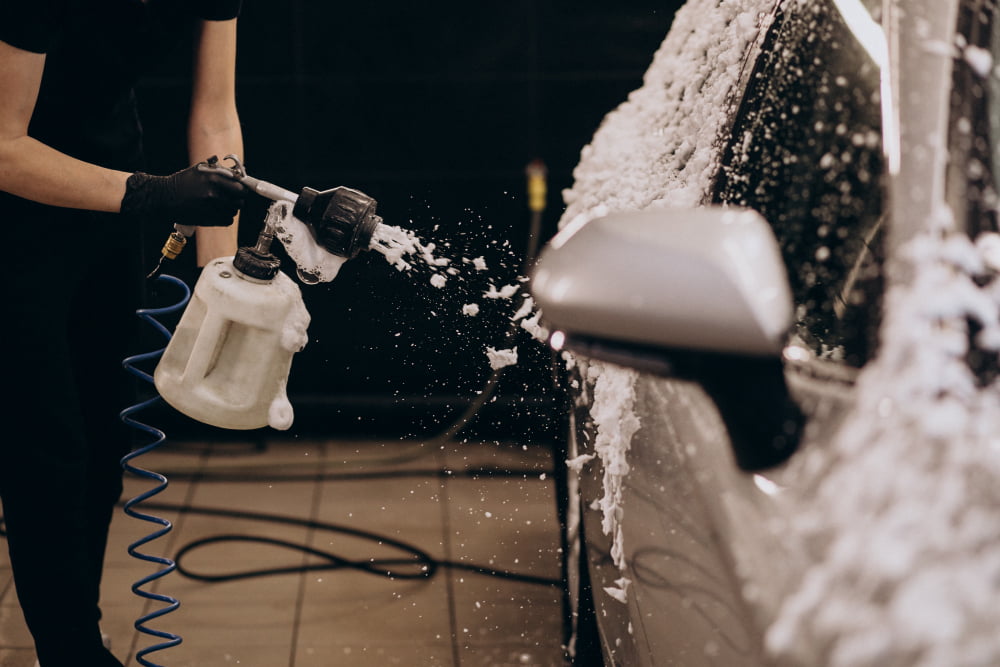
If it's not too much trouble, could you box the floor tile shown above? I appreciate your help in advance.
[444,476,562,578]
[296,642,456,667]
[460,643,568,667]
[128,641,294,667]
[442,439,557,468]
[314,477,447,552]
[299,464,454,657]
[441,443,566,659]
[0,438,568,667]
[298,576,453,644]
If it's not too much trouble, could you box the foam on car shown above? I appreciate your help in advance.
[555,0,776,605]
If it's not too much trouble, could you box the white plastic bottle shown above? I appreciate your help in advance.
[154,247,310,430]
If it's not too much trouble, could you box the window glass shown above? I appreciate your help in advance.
[952,0,997,238]
[954,0,1000,380]
[989,0,1000,206]
[713,0,885,368]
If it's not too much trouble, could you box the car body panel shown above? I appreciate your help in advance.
[888,0,958,252]
[571,355,856,666]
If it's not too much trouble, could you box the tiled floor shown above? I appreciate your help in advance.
[0,436,568,666]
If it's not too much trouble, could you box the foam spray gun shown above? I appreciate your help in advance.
[148,155,381,279]
[151,154,381,431]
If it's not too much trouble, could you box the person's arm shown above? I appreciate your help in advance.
[0,34,243,230]
[188,17,243,266]
[0,39,130,211]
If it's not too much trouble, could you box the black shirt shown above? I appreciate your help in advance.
[0,0,241,171]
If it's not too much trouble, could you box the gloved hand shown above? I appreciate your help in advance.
[120,158,245,227]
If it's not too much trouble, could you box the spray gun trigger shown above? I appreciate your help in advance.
[222,154,246,179]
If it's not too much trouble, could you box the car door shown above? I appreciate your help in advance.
[570,0,889,665]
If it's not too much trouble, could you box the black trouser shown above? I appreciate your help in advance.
[1,207,145,667]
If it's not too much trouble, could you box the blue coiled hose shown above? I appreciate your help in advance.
[119,274,191,667]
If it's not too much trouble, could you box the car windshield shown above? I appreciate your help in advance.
[713,0,885,368]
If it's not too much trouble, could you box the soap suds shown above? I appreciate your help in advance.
[484,284,520,300]
[464,256,489,271]
[518,311,549,343]
[554,0,775,606]
[586,362,641,587]
[511,296,535,322]
[268,199,539,391]
[370,223,450,272]
[267,201,348,283]
[766,226,1000,666]
[486,346,518,370]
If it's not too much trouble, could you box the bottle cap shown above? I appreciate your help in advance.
[233,246,281,281]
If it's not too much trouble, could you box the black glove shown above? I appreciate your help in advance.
[121,158,245,227]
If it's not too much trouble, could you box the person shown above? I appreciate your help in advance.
[0,1,246,665]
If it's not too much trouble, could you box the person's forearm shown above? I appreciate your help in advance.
[187,17,242,266]
[189,117,243,265]
[0,134,129,211]
[0,38,130,212]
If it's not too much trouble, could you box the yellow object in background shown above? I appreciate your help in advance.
[526,159,548,213]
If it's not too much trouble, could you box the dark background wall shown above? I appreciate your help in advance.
[138,1,682,438]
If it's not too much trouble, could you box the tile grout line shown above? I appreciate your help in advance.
[287,439,326,667]
[438,440,463,667]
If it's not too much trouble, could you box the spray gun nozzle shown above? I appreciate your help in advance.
[292,186,380,258]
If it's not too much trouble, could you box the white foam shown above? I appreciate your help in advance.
[484,284,520,300]
[485,346,518,370]
[267,201,348,283]
[555,0,773,604]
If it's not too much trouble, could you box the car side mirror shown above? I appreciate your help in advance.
[530,207,804,470]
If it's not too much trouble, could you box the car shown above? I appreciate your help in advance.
[530,0,1000,665]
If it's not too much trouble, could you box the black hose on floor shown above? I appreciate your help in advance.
[134,501,563,588]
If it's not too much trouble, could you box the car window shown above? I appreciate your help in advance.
[954,0,1000,380]
[952,0,998,238]
[712,0,886,368]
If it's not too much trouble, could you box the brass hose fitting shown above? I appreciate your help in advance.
[161,230,188,260]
